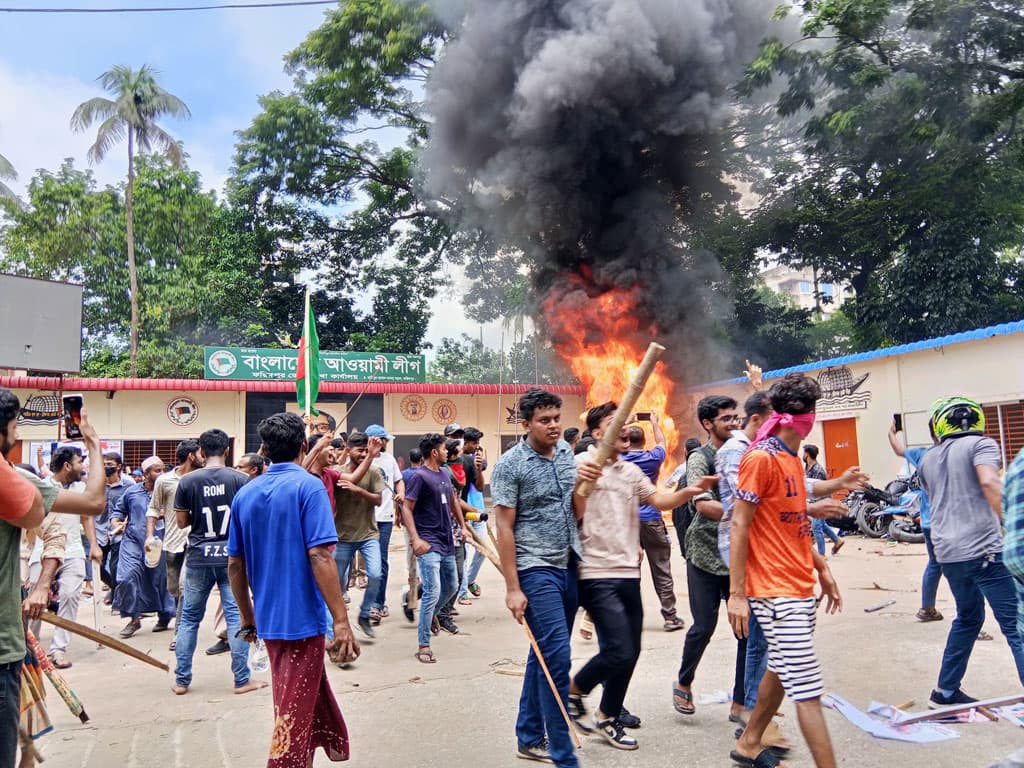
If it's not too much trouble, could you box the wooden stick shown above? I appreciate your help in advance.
[577,342,665,497]
[487,521,500,553]
[465,534,582,749]
[19,723,44,762]
[897,693,1024,724]
[40,612,169,672]
[26,628,88,723]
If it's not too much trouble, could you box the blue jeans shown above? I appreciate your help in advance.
[82,533,93,581]
[416,550,458,647]
[937,553,1024,691]
[921,528,943,610]
[0,660,21,767]
[459,520,488,598]
[373,522,393,611]
[516,566,578,768]
[174,565,249,688]
[810,518,839,555]
[334,538,382,620]
[743,612,768,710]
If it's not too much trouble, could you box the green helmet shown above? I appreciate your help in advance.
[929,397,985,441]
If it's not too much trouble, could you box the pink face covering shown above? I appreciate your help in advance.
[755,411,817,444]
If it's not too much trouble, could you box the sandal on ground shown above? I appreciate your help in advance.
[49,653,72,670]
[468,582,481,597]
[978,630,994,641]
[733,726,792,756]
[673,686,695,715]
[729,748,781,767]
[916,607,944,622]
[414,649,436,664]
[458,597,473,606]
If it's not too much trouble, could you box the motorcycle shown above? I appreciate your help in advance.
[853,484,898,538]
[855,477,926,543]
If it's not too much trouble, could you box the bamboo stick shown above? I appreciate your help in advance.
[40,612,169,673]
[576,342,665,497]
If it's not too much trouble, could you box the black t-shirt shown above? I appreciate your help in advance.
[174,466,248,567]
[459,454,480,502]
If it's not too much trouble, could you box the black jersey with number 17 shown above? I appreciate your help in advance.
[173,466,249,568]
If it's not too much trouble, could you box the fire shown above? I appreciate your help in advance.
[544,274,681,459]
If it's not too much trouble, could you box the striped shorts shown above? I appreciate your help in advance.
[748,596,823,702]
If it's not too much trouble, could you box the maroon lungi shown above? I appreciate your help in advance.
[265,635,349,766]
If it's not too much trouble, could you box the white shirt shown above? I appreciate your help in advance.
[373,452,402,522]
[30,479,85,564]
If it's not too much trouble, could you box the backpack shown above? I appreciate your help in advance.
[671,443,719,555]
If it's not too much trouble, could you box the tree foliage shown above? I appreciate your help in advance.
[427,333,575,385]
[740,0,1024,348]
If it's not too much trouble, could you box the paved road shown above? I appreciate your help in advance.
[30,537,1024,767]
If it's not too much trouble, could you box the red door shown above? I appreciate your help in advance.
[821,418,860,479]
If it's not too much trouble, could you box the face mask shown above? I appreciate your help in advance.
[105,466,117,477]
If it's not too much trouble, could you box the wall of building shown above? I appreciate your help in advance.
[682,330,1024,485]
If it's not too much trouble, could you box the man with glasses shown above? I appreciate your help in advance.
[673,395,740,717]
[311,411,336,436]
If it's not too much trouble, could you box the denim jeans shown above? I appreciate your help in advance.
[373,522,393,611]
[174,564,249,688]
[810,518,839,555]
[439,540,466,618]
[0,660,21,767]
[334,538,382,621]
[921,528,943,610]
[82,533,93,581]
[516,566,578,768]
[743,611,768,710]
[937,553,1024,691]
[416,550,458,647]
[459,520,489,598]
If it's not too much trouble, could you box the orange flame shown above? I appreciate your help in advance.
[544,275,680,458]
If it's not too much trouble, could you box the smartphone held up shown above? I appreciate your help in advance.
[63,393,84,440]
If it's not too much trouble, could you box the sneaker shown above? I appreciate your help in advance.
[618,707,641,729]
[438,616,460,635]
[568,694,594,734]
[119,619,142,639]
[516,738,554,763]
[929,689,977,709]
[916,607,944,622]
[663,616,685,632]
[206,638,230,655]
[357,615,377,639]
[593,715,638,750]
[468,582,481,597]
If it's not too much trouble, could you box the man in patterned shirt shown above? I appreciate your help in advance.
[1004,447,1024,644]
[491,388,600,768]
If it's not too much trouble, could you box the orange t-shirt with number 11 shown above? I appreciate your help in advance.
[735,436,815,599]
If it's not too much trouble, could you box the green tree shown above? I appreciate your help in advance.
[0,158,276,377]
[71,64,190,375]
[0,151,16,200]
[740,0,1024,347]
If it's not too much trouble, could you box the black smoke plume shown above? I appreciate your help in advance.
[422,0,776,382]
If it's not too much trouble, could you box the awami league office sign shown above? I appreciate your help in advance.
[204,347,426,384]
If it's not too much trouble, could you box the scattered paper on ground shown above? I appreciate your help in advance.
[824,694,960,743]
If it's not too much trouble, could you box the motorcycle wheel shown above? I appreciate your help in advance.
[856,502,888,538]
[888,519,925,544]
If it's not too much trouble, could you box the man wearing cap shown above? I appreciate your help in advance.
[365,424,404,624]
[111,456,176,638]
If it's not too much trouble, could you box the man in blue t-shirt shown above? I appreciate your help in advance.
[888,423,944,622]
[402,435,468,663]
[228,412,358,766]
[622,414,684,631]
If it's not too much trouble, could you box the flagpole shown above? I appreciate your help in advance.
[304,286,312,423]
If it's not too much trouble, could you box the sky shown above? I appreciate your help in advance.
[0,0,503,356]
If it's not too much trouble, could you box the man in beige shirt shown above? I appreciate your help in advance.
[568,402,717,750]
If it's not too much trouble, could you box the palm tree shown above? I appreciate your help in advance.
[0,151,16,200]
[71,65,190,376]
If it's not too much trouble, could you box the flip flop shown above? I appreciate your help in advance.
[458,597,473,606]
[729,747,781,767]
[673,686,695,715]
[414,649,436,664]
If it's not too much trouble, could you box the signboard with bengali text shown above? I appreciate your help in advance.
[203,346,425,384]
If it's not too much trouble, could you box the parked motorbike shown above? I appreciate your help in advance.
[854,477,926,543]
[853,484,897,538]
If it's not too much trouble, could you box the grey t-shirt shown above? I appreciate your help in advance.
[918,435,1002,564]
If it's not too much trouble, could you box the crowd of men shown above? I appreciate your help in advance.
[0,378,1023,768]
